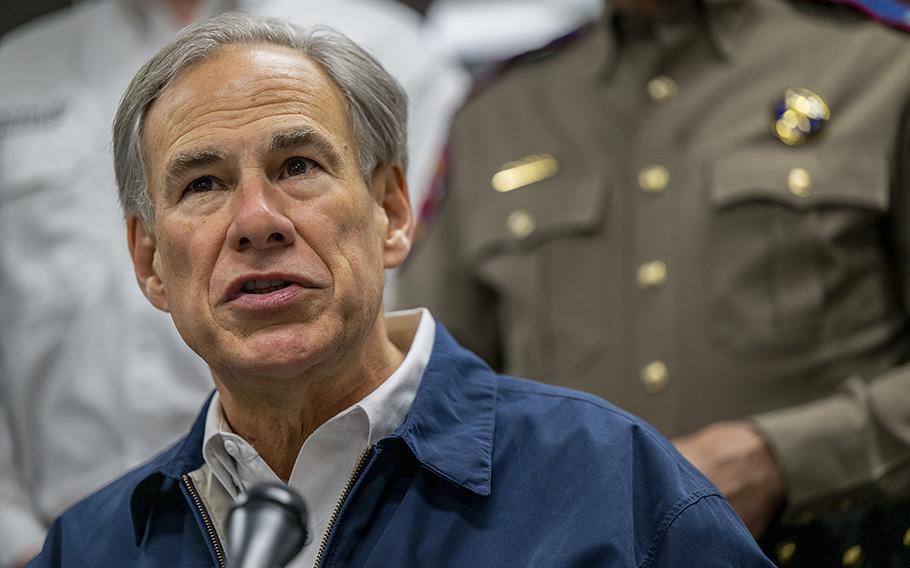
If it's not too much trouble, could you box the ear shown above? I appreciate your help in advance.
[373,162,414,269]
[127,215,170,312]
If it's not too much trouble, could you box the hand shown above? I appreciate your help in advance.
[673,421,786,537]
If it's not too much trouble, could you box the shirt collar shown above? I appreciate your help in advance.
[199,308,435,498]
[360,308,435,443]
[130,314,498,543]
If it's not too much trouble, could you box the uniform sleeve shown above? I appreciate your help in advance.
[395,175,505,371]
[0,387,47,568]
[644,493,774,568]
[750,99,910,520]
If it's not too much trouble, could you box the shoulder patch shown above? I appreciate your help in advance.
[818,0,910,32]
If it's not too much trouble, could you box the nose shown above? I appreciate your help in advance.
[226,177,295,252]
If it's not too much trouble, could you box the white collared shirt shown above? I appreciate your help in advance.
[202,309,435,567]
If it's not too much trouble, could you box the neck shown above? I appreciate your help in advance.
[213,318,405,481]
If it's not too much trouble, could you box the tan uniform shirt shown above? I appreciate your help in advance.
[398,0,910,522]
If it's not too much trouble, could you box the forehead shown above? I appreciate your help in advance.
[143,43,353,168]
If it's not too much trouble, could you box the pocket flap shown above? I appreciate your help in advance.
[457,159,607,261]
[710,148,888,211]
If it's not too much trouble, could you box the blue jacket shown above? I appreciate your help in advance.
[31,325,772,567]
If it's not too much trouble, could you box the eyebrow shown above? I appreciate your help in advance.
[164,150,226,193]
[162,127,345,193]
[269,127,343,172]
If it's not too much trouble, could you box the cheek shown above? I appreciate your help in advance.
[158,222,218,297]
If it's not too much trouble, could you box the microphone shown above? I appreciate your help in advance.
[226,482,309,568]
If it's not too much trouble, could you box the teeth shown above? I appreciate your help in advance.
[241,280,291,294]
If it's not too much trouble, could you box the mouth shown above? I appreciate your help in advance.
[240,279,294,295]
[224,273,320,305]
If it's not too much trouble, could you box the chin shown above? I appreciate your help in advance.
[224,325,339,380]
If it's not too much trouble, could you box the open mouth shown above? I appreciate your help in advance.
[240,279,293,295]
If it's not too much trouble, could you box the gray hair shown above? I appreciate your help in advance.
[113,12,408,222]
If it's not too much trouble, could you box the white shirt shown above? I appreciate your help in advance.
[0,1,465,564]
[202,309,435,568]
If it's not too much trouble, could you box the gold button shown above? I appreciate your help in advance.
[506,210,536,239]
[903,527,910,547]
[638,165,670,193]
[788,167,812,197]
[775,541,796,565]
[647,75,678,102]
[637,260,668,289]
[842,545,862,568]
[641,361,669,393]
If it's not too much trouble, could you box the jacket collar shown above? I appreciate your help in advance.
[389,323,497,496]
[128,322,498,543]
[129,391,213,545]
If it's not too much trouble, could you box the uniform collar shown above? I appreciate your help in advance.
[598,0,752,79]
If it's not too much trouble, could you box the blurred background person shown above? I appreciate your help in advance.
[398,0,910,564]
[422,0,602,75]
[0,1,468,566]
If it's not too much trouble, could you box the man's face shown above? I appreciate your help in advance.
[129,44,411,381]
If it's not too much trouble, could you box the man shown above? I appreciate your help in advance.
[397,0,910,564]
[0,1,467,565]
[28,13,771,566]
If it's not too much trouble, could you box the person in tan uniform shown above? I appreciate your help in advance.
[397,0,910,564]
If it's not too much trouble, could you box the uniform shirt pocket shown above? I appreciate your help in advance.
[707,148,890,352]
[455,165,608,379]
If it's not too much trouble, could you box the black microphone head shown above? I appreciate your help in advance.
[226,481,309,568]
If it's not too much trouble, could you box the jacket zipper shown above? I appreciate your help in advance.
[183,473,227,568]
[313,446,374,568]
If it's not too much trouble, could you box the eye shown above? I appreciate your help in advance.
[185,176,219,194]
[280,157,317,179]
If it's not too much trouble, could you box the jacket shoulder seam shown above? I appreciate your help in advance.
[637,489,725,568]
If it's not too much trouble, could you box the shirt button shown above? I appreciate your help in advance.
[775,541,796,565]
[641,361,669,394]
[841,545,862,568]
[224,440,240,457]
[637,260,668,289]
[788,167,812,197]
[638,165,669,193]
[647,75,678,102]
[506,210,536,239]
